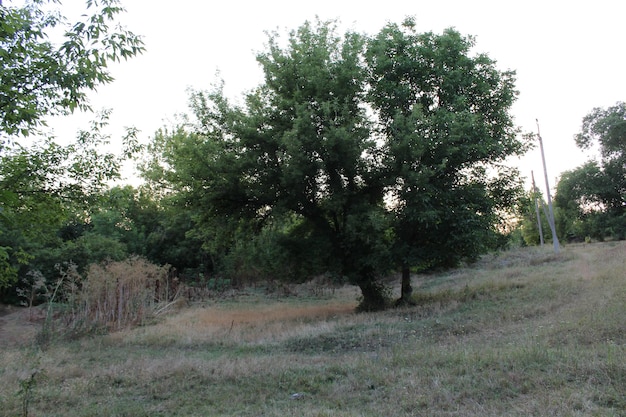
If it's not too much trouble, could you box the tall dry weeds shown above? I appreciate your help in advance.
[72,257,175,331]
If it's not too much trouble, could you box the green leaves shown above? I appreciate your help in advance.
[575,102,626,163]
[0,0,144,137]
[573,102,625,210]
[555,102,626,241]
[366,23,524,270]
[0,112,141,293]
[145,18,527,307]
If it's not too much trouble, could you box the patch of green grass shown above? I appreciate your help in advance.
[283,323,395,354]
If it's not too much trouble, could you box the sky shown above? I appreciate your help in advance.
[48,0,626,190]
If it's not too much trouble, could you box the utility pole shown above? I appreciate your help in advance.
[536,119,560,254]
[531,170,545,246]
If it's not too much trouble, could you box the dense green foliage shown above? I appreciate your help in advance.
[554,102,626,241]
[365,19,527,300]
[0,114,140,297]
[0,0,144,139]
[0,0,145,298]
[1,8,543,308]
[144,19,527,310]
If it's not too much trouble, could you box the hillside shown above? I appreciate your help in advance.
[1,242,624,416]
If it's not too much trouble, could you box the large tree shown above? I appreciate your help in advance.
[146,19,528,310]
[365,19,527,301]
[145,21,392,309]
[0,0,144,139]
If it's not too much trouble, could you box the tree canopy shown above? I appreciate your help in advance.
[0,10,536,310]
[0,0,144,139]
[0,0,144,295]
[0,112,142,293]
[554,102,626,241]
[365,19,527,301]
[144,19,528,310]
[574,102,625,214]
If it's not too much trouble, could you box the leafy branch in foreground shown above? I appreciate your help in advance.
[0,0,145,139]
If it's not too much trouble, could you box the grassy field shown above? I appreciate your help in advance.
[0,242,624,416]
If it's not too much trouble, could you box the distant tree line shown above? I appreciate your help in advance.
[518,102,625,245]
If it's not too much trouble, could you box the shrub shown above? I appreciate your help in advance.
[70,257,174,331]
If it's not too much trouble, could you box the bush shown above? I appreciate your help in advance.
[68,257,175,332]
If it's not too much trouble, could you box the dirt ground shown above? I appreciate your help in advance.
[0,304,40,348]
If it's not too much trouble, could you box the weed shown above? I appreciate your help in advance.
[17,369,41,417]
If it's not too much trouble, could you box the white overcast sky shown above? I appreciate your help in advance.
[49,0,625,189]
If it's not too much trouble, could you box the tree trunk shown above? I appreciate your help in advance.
[357,279,388,312]
[396,263,416,306]
[401,264,413,299]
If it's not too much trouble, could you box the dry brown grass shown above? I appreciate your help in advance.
[117,298,358,346]
[65,257,175,332]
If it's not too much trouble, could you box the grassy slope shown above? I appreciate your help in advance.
[0,242,624,416]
